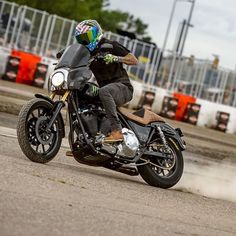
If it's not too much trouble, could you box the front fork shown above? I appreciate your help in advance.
[46,91,70,131]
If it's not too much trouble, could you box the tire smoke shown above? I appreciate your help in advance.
[174,158,236,202]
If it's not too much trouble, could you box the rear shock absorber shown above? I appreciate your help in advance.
[157,126,169,151]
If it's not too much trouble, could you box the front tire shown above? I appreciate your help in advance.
[138,139,184,189]
[17,98,63,163]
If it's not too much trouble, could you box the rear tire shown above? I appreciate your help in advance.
[17,98,63,163]
[138,139,184,189]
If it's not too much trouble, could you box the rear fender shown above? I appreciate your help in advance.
[152,122,186,151]
[34,94,65,138]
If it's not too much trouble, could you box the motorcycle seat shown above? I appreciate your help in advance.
[118,107,165,125]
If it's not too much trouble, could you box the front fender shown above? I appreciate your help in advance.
[152,122,186,151]
[34,94,65,138]
[35,94,54,104]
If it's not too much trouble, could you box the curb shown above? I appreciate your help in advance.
[0,95,25,115]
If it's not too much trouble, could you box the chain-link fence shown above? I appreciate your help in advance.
[1,0,236,107]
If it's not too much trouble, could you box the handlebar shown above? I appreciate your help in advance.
[88,55,105,65]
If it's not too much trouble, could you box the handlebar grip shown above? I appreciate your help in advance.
[96,55,104,60]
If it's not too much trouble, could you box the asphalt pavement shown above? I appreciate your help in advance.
[0,125,235,236]
[0,80,236,236]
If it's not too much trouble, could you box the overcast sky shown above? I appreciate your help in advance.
[109,0,236,70]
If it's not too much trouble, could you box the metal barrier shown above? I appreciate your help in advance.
[0,1,76,56]
[156,54,236,107]
[0,0,19,45]
[1,0,236,108]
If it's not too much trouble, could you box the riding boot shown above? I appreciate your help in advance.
[104,130,124,143]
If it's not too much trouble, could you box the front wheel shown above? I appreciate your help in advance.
[138,139,184,189]
[17,98,64,163]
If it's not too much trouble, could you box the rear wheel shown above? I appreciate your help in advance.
[138,139,184,189]
[17,98,64,163]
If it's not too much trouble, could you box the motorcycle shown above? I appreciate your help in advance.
[17,43,186,189]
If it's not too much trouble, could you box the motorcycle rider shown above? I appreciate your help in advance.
[74,19,138,143]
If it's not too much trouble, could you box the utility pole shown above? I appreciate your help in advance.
[148,0,196,86]
[148,0,178,85]
[166,0,195,90]
[179,0,195,56]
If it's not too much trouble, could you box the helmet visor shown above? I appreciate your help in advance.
[75,27,97,45]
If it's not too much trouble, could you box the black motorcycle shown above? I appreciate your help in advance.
[17,43,186,189]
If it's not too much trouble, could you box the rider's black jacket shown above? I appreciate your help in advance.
[89,38,133,92]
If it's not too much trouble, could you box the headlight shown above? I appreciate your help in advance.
[51,72,64,87]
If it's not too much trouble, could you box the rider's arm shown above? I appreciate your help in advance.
[118,53,138,65]
[112,41,138,65]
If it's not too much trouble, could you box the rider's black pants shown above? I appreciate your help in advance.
[99,82,133,131]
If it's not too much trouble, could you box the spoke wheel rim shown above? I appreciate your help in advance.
[149,143,177,178]
[27,107,58,155]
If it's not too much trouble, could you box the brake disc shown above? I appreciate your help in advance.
[35,116,54,145]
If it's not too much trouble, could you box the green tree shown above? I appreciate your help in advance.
[9,0,151,41]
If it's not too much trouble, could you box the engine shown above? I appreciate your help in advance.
[80,106,111,137]
[95,128,140,159]
[116,128,140,158]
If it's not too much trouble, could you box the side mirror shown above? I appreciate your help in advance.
[56,48,65,59]
[100,43,113,52]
